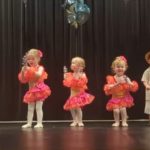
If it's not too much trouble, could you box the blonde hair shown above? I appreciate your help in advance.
[111,56,128,71]
[71,57,85,68]
[145,51,150,63]
[26,48,43,62]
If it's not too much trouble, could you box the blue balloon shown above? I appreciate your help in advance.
[63,0,90,28]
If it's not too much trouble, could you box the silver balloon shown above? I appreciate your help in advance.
[76,3,90,25]
[63,0,90,28]
[67,0,76,5]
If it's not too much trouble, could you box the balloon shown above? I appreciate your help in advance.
[76,3,90,25]
[63,0,90,28]
[67,0,76,5]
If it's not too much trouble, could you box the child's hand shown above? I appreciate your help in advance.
[63,66,68,73]
[125,77,133,85]
[146,85,150,90]
[64,73,67,79]
[108,83,119,89]
[116,76,126,84]
[22,66,29,72]
[73,72,83,79]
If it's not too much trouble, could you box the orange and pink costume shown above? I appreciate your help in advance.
[63,72,95,110]
[104,75,138,111]
[18,66,51,103]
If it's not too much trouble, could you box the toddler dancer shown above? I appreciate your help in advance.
[63,57,95,127]
[18,49,51,128]
[104,56,138,127]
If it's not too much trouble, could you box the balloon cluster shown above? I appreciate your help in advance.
[63,0,90,28]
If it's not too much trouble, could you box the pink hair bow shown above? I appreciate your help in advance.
[119,56,127,62]
[38,50,43,57]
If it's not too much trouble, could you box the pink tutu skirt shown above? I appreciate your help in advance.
[106,94,134,111]
[23,82,51,103]
[64,92,95,110]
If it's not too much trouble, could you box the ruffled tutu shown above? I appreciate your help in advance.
[23,82,51,103]
[64,92,95,110]
[106,94,134,111]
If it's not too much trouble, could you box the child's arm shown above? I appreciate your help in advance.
[141,69,150,89]
[104,76,117,95]
[125,76,133,86]
[107,82,120,89]
[143,81,150,90]
[35,66,44,78]
[18,66,30,83]
[73,73,88,89]
[106,75,119,89]
[125,76,138,92]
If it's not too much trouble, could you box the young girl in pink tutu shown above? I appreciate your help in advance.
[18,49,51,128]
[104,56,138,127]
[63,57,95,127]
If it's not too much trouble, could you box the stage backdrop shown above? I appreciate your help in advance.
[0,0,150,121]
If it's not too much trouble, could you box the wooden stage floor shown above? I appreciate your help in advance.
[0,121,150,150]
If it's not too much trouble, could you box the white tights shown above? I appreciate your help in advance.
[113,107,128,124]
[70,108,83,124]
[26,101,43,125]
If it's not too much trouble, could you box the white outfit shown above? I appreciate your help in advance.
[141,67,150,114]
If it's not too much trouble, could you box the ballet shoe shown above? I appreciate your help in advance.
[122,122,128,127]
[22,123,32,128]
[78,123,84,127]
[70,122,78,127]
[34,124,43,128]
[112,122,120,127]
